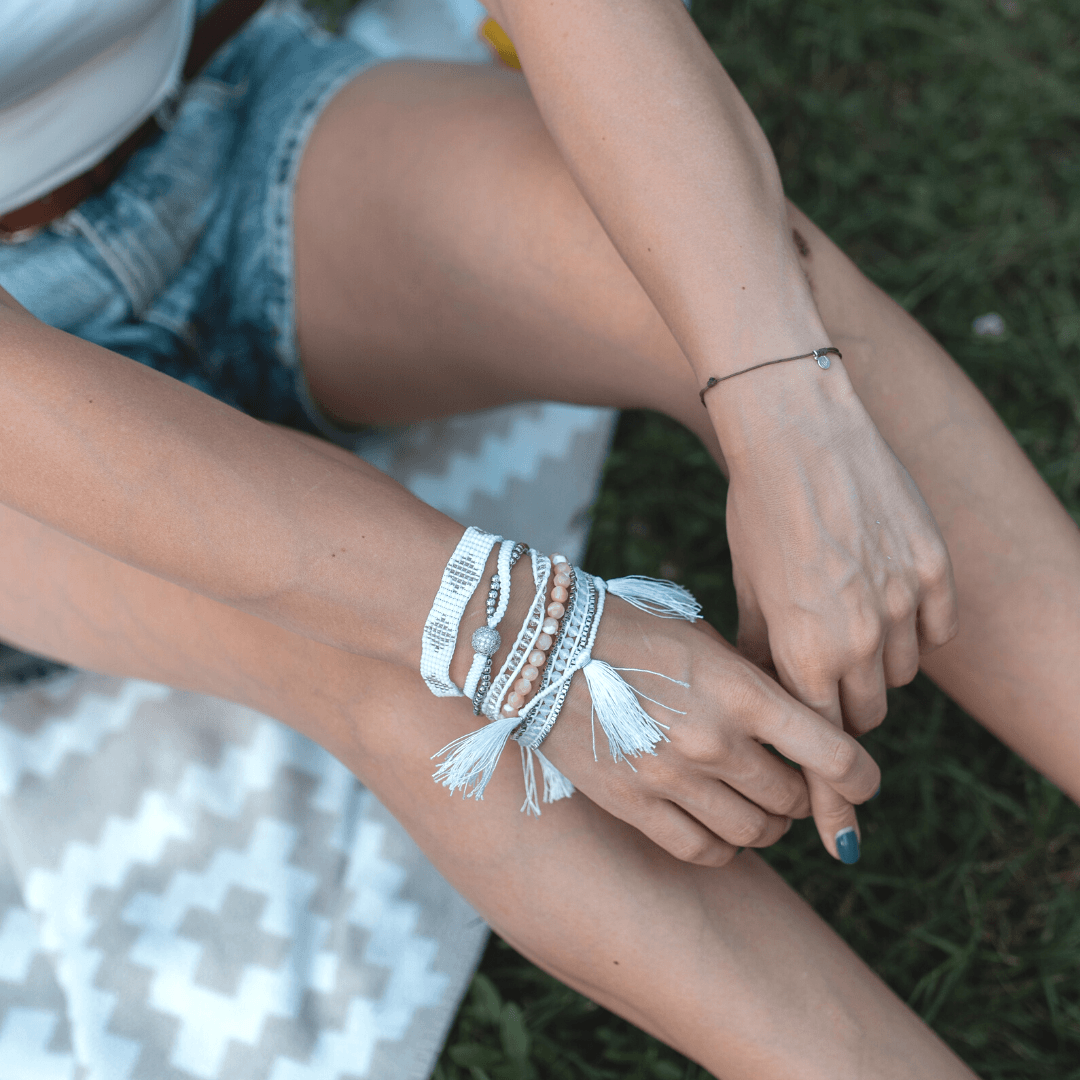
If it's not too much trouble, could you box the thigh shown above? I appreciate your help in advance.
[293,60,709,439]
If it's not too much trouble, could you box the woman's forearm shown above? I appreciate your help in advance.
[0,295,460,668]
[487,0,829,393]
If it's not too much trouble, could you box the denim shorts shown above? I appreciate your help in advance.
[0,2,380,444]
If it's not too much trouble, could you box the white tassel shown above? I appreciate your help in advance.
[581,657,671,764]
[606,575,701,621]
[536,749,575,803]
[432,714,520,800]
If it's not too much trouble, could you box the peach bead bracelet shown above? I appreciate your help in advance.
[499,554,573,720]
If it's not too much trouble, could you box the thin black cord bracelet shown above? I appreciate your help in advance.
[698,347,842,406]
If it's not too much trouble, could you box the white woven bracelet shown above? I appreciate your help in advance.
[420,526,501,697]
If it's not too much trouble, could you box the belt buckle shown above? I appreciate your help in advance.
[0,224,42,245]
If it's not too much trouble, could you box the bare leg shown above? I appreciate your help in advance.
[294,60,1080,798]
[0,445,975,1080]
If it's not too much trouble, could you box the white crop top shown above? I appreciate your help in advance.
[0,0,196,216]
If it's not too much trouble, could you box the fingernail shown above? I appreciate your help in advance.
[868,785,880,802]
[835,827,860,865]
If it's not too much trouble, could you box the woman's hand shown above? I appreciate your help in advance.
[538,594,882,867]
[705,356,958,856]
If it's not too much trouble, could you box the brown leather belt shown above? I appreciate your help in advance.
[0,0,267,239]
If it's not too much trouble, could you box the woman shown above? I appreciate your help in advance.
[0,0,1076,1076]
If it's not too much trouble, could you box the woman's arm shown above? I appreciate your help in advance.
[484,0,820,379]
[0,288,457,669]
[484,0,957,853]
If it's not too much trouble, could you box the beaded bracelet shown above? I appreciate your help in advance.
[535,562,578,697]
[482,550,551,721]
[515,566,598,751]
[493,553,574,720]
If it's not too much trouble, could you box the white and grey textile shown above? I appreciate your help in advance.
[0,402,616,1080]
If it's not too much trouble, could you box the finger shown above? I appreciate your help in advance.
[769,652,844,729]
[673,779,795,850]
[806,770,862,864]
[838,654,888,735]
[634,800,740,867]
[882,618,920,688]
[753,681,881,806]
[705,742,812,820]
[916,551,960,652]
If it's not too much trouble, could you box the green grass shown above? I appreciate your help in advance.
[429,1,1080,1077]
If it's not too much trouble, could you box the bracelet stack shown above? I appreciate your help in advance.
[425,528,704,814]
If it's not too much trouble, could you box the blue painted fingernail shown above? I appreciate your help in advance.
[835,827,860,865]
[869,785,880,802]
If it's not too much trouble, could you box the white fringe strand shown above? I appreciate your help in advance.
[606,576,701,621]
[517,745,574,817]
[519,745,541,816]
[432,714,521,800]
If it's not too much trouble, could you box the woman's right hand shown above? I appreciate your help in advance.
[539,594,881,866]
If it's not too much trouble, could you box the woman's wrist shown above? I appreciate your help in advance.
[700,351,865,473]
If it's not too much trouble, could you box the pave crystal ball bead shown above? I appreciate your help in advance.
[471,625,502,656]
